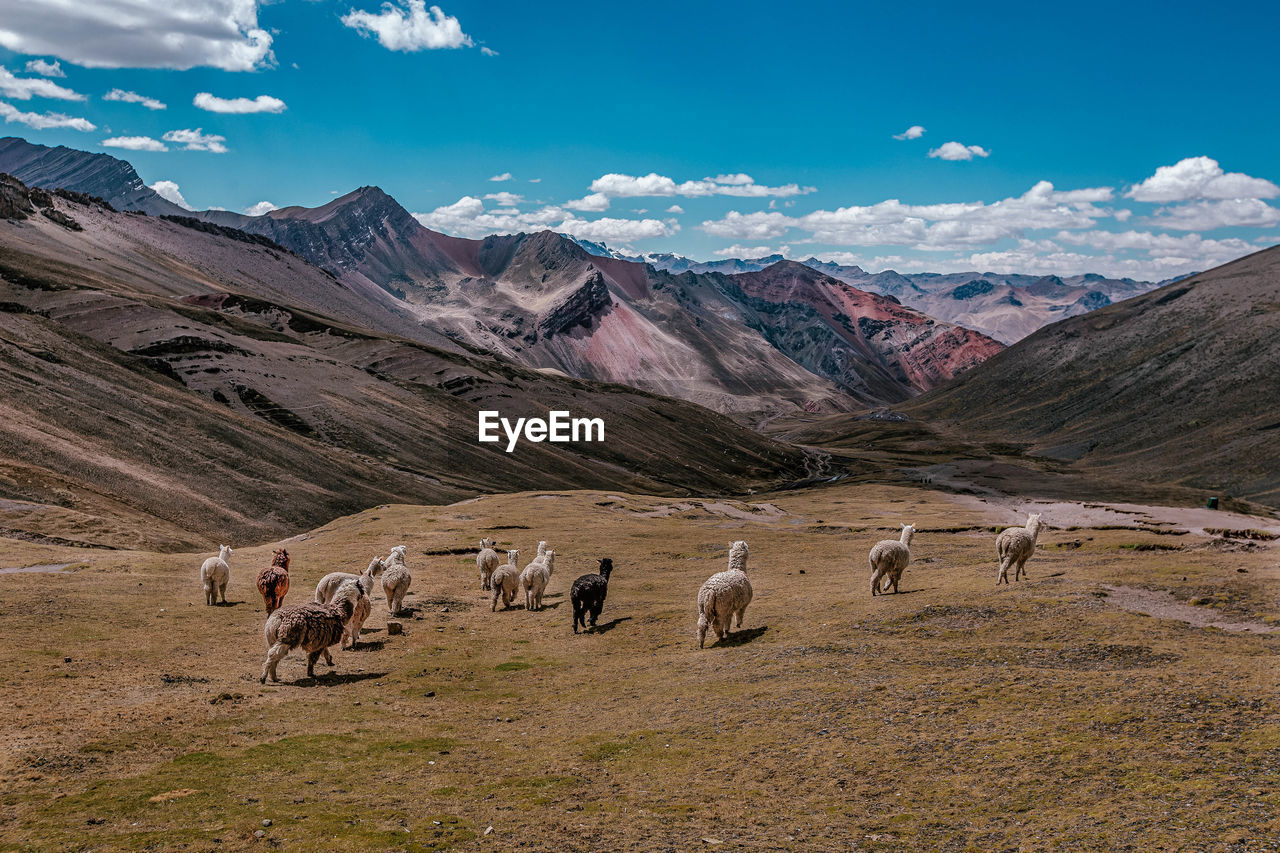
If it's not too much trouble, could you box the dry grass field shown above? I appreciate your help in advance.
[1,483,1277,852]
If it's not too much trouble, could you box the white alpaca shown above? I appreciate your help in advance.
[199,545,232,606]
[869,524,915,596]
[996,513,1043,584]
[491,550,521,611]
[342,572,377,649]
[381,545,412,616]
[477,538,500,590]
[521,550,555,611]
[315,558,382,604]
[697,541,753,649]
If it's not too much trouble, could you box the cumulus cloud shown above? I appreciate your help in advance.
[666,204,684,214]
[244,200,278,216]
[1146,199,1280,231]
[713,244,774,257]
[24,59,64,77]
[928,141,990,161]
[194,92,286,114]
[488,172,512,182]
[893,125,925,140]
[150,180,192,209]
[102,135,168,152]
[482,191,523,207]
[588,172,815,199]
[0,100,94,131]
[104,88,167,110]
[701,181,1114,250]
[564,193,610,212]
[412,195,676,244]
[1125,156,1279,203]
[341,1,472,51]
[0,65,85,100]
[162,128,228,153]
[0,0,273,71]
[480,46,498,56]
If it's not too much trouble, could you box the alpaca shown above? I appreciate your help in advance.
[490,550,521,612]
[869,524,915,596]
[314,558,382,604]
[199,545,232,606]
[380,545,411,616]
[521,550,555,611]
[477,538,500,590]
[256,549,291,614]
[571,558,614,633]
[997,513,1044,584]
[260,578,366,683]
[697,541,753,649]
[342,572,377,649]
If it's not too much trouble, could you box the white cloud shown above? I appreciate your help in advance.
[928,141,990,161]
[194,92,286,114]
[0,100,94,131]
[1146,199,1280,231]
[564,192,610,212]
[341,1,473,51]
[150,180,192,209]
[713,244,774,257]
[1125,156,1279,202]
[528,177,541,183]
[483,191,523,206]
[102,135,168,152]
[244,200,278,216]
[893,125,925,141]
[0,65,85,100]
[488,172,512,182]
[480,46,498,57]
[666,204,684,214]
[588,172,815,199]
[701,180,1114,250]
[24,59,64,77]
[412,195,676,244]
[0,0,273,71]
[162,128,228,153]
[103,88,167,110]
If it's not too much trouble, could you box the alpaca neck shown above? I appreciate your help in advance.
[900,530,914,547]
[1026,520,1042,541]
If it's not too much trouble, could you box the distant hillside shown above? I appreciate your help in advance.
[0,175,810,549]
[909,245,1280,507]
[0,136,187,216]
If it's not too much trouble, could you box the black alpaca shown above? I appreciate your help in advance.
[571,558,614,633]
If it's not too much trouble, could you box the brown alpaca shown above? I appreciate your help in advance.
[260,578,364,683]
[257,549,291,614]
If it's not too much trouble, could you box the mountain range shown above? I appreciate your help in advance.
[0,137,1004,415]
[570,240,1171,344]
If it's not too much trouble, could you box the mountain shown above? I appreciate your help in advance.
[0,175,810,549]
[0,137,1004,415]
[0,136,188,216]
[909,244,1280,507]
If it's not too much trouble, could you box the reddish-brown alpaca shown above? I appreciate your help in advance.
[257,548,291,614]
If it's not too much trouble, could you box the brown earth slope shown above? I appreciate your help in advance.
[908,245,1280,507]
[0,178,810,550]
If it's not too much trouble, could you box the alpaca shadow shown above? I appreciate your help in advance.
[294,670,387,687]
[535,600,564,611]
[216,601,246,607]
[715,626,768,648]
[351,639,387,652]
[357,626,383,635]
[588,616,632,634]
[389,606,418,617]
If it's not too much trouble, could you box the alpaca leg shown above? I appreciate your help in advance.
[1017,557,1028,581]
[323,647,334,666]
[261,642,289,683]
[735,606,746,629]
[306,650,323,679]
[590,603,602,627]
[697,614,709,649]
[870,568,884,596]
[997,558,1009,585]
[573,605,582,633]
[219,582,228,604]
[491,587,500,612]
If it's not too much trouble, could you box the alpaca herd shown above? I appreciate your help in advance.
[201,510,1049,683]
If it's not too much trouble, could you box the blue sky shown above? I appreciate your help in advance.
[1,0,1277,278]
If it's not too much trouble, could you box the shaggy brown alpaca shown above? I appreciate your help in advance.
[257,548,291,614]
[260,578,364,683]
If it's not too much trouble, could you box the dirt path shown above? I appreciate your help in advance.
[1101,584,1279,633]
